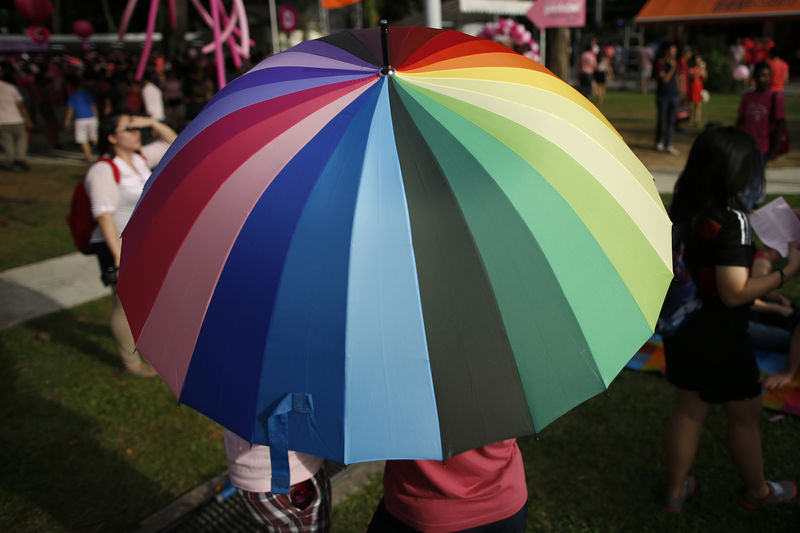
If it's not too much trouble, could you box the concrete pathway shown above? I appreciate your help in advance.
[652,166,800,195]
[0,253,109,329]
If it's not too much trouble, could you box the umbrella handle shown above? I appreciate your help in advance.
[380,20,394,76]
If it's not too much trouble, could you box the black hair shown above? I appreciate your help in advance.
[753,60,771,74]
[670,126,762,224]
[0,63,14,83]
[657,41,675,59]
[97,113,125,157]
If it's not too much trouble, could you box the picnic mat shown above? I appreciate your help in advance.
[627,336,800,416]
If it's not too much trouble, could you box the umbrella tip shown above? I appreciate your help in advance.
[380,19,394,76]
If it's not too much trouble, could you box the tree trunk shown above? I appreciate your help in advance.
[546,27,571,82]
[52,0,61,34]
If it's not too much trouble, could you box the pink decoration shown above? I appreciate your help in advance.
[14,0,52,23]
[72,19,94,39]
[210,0,226,90]
[477,18,540,63]
[27,24,50,43]
[134,0,160,81]
[118,0,253,89]
[733,64,750,81]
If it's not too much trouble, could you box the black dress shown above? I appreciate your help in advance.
[663,208,761,403]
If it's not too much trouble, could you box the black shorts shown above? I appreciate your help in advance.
[593,71,607,84]
[663,313,761,403]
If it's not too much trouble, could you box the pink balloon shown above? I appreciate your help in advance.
[27,24,50,43]
[733,64,750,81]
[73,19,94,39]
[15,0,52,23]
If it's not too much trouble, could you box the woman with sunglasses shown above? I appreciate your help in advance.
[84,114,177,377]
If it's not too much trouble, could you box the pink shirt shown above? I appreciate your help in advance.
[223,430,323,493]
[738,89,785,154]
[383,439,527,532]
[580,50,597,74]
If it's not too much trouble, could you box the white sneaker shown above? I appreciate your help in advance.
[655,142,664,152]
[665,145,680,156]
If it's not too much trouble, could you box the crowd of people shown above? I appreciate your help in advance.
[0,48,255,170]
[650,42,709,156]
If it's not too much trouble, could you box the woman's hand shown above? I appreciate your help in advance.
[131,115,178,144]
[129,115,156,129]
[717,243,800,307]
[96,212,122,267]
[763,371,795,390]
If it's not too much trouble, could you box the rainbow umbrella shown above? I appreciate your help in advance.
[117,24,672,491]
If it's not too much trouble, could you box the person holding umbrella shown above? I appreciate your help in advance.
[84,113,177,377]
[367,439,528,532]
[663,126,800,512]
[224,430,331,531]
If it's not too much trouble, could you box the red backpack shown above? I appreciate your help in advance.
[66,157,120,254]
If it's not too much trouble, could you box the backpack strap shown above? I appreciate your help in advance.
[97,156,120,184]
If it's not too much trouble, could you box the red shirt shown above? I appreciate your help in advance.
[383,439,527,532]
[770,58,789,92]
[738,89,785,154]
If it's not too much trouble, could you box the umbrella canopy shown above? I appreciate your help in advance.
[118,24,672,477]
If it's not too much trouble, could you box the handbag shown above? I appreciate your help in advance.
[771,91,790,156]
[675,105,690,125]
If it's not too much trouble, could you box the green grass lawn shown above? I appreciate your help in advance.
[0,164,86,271]
[3,91,800,531]
[0,297,226,532]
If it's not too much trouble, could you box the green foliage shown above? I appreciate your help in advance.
[694,35,736,93]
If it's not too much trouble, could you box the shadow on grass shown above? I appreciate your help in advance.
[20,302,120,370]
[0,336,172,531]
[0,279,67,330]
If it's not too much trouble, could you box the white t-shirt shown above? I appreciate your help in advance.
[224,430,324,493]
[0,81,24,125]
[142,82,166,122]
[85,140,170,243]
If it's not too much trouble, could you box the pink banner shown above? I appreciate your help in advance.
[527,0,585,29]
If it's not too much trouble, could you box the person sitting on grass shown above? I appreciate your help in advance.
[749,249,800,390]
[663,125,800,513]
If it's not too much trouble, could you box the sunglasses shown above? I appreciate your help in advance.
[116,126,144,133]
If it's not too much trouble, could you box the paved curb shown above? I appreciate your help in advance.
[135,461,385,533]
[653,166,800,194]
[0,253,108,329]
